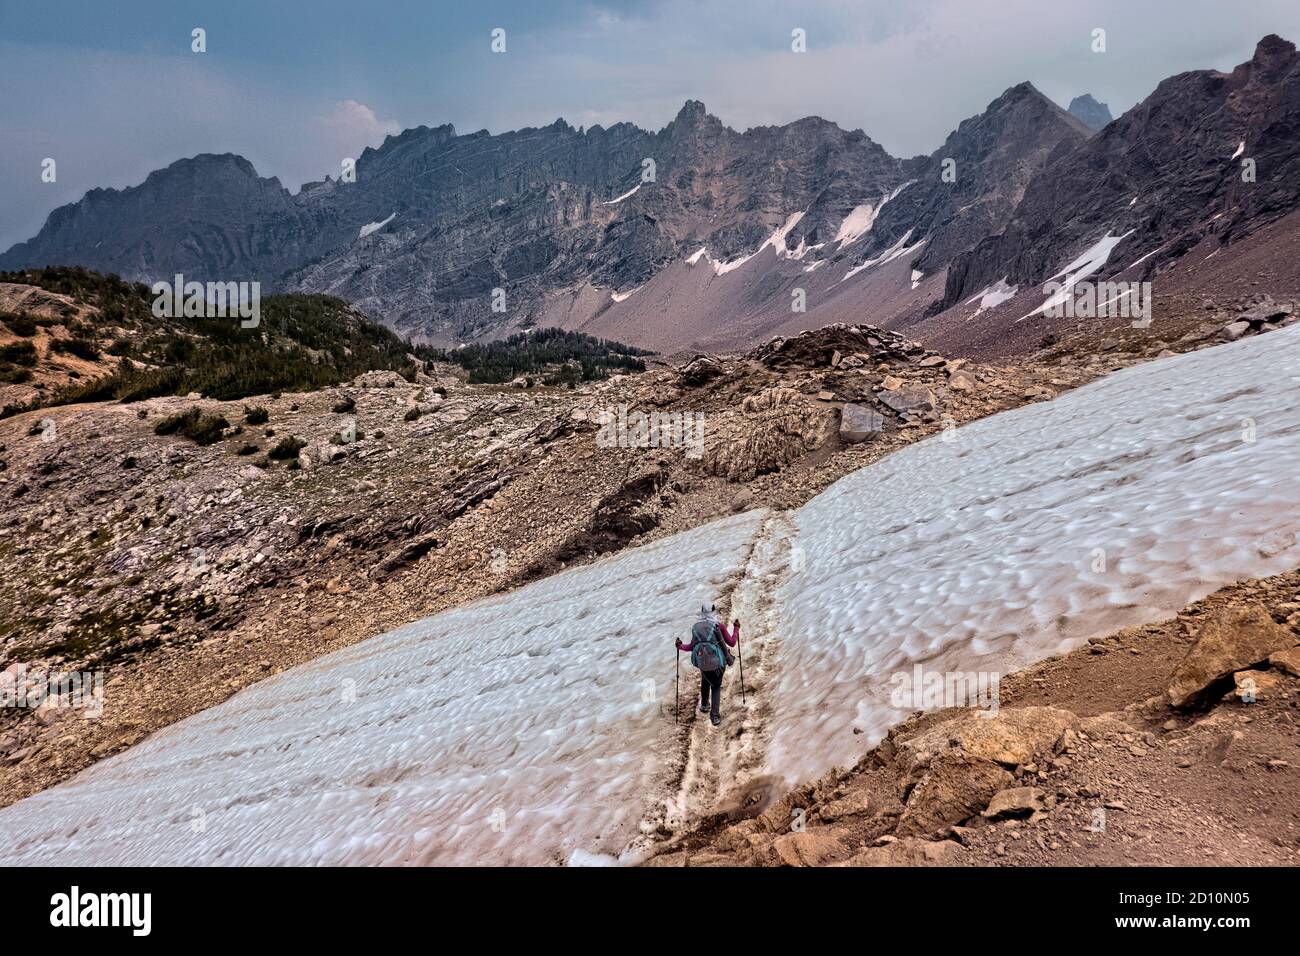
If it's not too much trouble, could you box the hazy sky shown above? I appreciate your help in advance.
[3,0,1299,249]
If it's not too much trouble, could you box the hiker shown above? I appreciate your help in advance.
[676,603,740,726]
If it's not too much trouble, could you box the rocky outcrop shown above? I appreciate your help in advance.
[1166,603,1297,708]
[943,36,1300,310]
[854,82,1091,276]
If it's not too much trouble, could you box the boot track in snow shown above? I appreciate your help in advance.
[639,512,798,857]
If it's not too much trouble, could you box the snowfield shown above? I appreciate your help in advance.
[2,327,1299,864]
[0,513,766,866]
[766,325,1300,783]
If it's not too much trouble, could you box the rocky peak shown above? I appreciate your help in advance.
[1067,93,1113,131]
[1251,33,1297,69]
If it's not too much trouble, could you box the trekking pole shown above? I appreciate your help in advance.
[674,641,680,724]
[736,621,747,705]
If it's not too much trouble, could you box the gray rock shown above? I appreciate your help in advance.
[839,403,885,443]
[877,386,936,415]
[1221,320,1251,341]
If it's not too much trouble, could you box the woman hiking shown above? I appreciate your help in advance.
[676,603,740,726]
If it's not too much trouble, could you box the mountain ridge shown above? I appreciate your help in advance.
[5,36,1300,354]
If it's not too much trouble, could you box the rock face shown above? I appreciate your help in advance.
[1067,93,1114,131]
[7,37,1300,354]
[943,36,1300,310]
[0,154,343,285]
[860,82,1092,275]
[1166,603,1297,708]
[1,103,901,345]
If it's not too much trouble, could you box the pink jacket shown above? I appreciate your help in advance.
[677,620,739,652]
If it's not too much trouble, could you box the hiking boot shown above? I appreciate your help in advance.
[710,713,721,727]
[699,700,708,714]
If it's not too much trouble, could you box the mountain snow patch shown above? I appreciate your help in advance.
[842,230,925,281]
[835,181,913,246]
[358,213,396,239]
[603,184,641,205]
[1022,231,1133,319]
[965,278,1018,317]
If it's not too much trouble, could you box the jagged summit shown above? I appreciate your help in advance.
[1067,93,1113,131]
[4,35,1300,353]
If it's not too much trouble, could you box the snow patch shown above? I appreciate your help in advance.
[964,278,1018,317]
[911,269,924,290]
[842,230,924,281]
[358,213,395,238]
[698,212,808,276]
[603,184,641,205]
[835,181,913,247]
[1231,141,1245,160]
[0,513,767,866]
[1021,231,1133,319]
[764,324,1300,784]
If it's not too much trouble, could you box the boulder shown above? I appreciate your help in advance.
[878,385,936,415]
[837,838,967,867]
[839,403,885,443]
[1238,299,1293,326]
[351,369,407,388]
[1232,669,1281,702]
[948,369,976,392]
[677,355,723,387]
[1267,646,1300,677]
[898,706,1080,770]
[816,789,874,822]
[982,786,1047,819]
[772,828,850,866]
[1166,604,1296,708]
[897,752,1013,835]
[1220,320,1251,341]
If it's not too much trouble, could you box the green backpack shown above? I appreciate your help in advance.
[690,620,726,673]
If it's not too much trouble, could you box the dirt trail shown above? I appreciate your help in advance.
[636,510,799,858]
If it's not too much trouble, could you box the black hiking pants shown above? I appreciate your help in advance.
[700,667,725,719]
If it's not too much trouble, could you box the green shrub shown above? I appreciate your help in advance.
[152,407,229,445]
[50,336,100,360]
[332,395,356,413]
[1,312,37,337]
[0,341,38,366]
[268,435,306,460]
[243,405,269,425]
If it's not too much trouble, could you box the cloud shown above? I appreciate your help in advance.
[314,99,401,161]
[4,0,1300,250]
